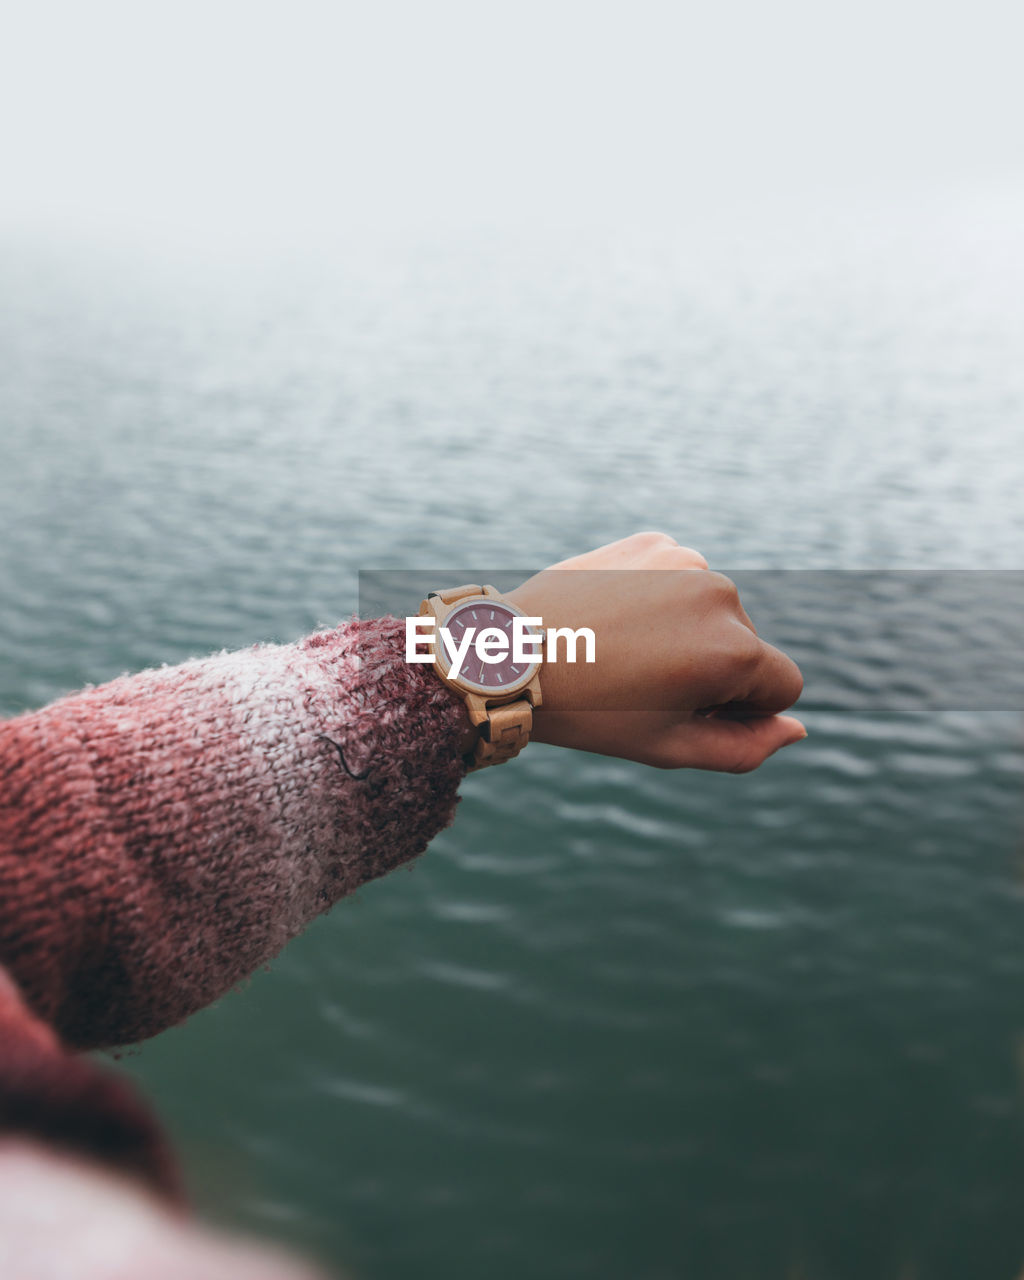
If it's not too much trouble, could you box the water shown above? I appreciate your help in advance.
[2,195,1023,1279]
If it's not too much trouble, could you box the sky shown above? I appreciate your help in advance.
[0,0,1021,248]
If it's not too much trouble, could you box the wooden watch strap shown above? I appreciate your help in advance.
[466,699,534,772]
[429,584,487,605]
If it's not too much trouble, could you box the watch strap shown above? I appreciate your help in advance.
[466,699,533,772]
[427,584,491,605]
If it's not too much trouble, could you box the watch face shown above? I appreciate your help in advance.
[438,599,541,693]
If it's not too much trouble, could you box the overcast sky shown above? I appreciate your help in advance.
[1,0,1021,246]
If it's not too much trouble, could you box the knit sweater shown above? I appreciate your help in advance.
[0,615,470,1276]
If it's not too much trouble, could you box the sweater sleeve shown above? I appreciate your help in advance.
[0,614,470,1050]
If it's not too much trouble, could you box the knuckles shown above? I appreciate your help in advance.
[619,531,713,572]
[627,530,680,553]
[702,570,740,605]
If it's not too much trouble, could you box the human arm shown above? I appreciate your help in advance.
[0,531,805,1273]
[0,615,469,1051]
[0,532,804,1053]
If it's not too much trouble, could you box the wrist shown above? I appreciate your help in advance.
[503,584,579,749]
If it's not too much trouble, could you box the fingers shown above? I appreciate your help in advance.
[698,611,803,718]
[703,634,803,719]
[672,545,709,570]
[739,640,804,716]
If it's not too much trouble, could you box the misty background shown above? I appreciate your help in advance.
[2,0,1022,245]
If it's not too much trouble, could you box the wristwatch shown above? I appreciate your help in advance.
[419,584,543,771]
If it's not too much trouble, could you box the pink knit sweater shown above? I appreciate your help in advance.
[0,615,470,1275]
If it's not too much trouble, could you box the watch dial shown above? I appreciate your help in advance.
[441,601,538,690]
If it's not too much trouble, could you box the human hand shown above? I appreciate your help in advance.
[504,531,805,772]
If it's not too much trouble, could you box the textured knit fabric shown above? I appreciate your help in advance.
[0,614,470,1271]
[0,613,469,1049]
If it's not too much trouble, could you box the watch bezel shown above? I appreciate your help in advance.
[429,594,543,698]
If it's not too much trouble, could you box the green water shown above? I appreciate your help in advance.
[2,204,1023,1278]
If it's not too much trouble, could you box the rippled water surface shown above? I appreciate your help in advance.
[2,200,1023,1279]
